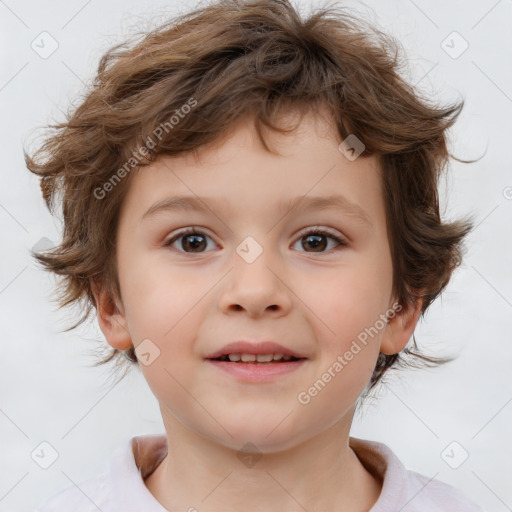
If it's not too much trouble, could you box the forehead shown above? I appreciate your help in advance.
[119,110,384,229]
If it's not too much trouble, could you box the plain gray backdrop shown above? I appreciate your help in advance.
[1,0,511,511]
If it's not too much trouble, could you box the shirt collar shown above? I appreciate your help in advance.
[107,433,403,511]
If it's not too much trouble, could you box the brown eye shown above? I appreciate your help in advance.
[302,233,328,252]
[181,233,207,252]
[165,229,216,253]
[293,228,347,254]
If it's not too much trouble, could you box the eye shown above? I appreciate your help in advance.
[292,226,347,253]
[163,227,217,253]
[163,226,347,254]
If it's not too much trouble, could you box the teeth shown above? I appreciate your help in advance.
[256,354,273,362]
[225,353,291,362]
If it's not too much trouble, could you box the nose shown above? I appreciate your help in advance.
[217,247,293,318]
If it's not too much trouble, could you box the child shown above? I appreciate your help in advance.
[27,0,485,510]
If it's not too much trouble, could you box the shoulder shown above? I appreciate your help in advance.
[401,468,485,512]
[349,437,485,512]
[34,474,110,512]
[34,434,168,512]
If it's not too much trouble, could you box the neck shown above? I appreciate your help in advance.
[144,409,382,512]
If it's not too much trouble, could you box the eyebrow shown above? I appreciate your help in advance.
[141,194,373,228]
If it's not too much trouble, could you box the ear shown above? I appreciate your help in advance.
[379,295,424,355]
[91,279,132,350]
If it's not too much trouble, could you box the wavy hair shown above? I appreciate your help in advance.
[24,0,476,393]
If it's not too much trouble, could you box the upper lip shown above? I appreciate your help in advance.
[205,341,308,359]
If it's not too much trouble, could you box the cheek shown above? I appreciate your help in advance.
[295,342,378,435]
[304,256,392,342]
[122,268,210,416]
[119,251,213,378]
[119,248,207,339]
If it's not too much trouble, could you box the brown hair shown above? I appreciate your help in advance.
[24,0,476,393]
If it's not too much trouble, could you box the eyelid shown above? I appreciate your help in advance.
[163,226,218,247]
[163,225,348,253]
[294,225,347,243]
[164,226,345,242]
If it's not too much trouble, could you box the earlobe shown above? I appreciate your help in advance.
[91,280,132,350]
[379,296,423,355]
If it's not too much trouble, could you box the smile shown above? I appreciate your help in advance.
[212,353,302,363]
[205,357,307,382]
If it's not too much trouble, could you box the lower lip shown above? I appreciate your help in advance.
[205,359,307,382]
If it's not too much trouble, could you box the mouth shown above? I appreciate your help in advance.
[209,353,304,363]
[205,340,308,360]
[205,352,307,382]
[204,341,308,381]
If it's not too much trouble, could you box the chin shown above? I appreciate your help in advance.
[211,420,306,453]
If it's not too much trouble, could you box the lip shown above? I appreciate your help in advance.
[205,341,307,360]
[206,358,307,383]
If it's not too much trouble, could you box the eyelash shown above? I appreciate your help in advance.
[163,226,347,254]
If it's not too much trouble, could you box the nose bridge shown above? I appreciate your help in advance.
[218,234,291,316]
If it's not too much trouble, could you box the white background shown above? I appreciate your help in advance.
[1,0,511,510]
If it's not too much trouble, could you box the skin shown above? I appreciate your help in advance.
[93,106,422,512]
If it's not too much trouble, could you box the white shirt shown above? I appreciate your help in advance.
[35,434,485,511]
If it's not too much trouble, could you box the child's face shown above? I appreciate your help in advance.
[100,109,420,451]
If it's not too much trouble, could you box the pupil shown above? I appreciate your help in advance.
[304,234,326,252]
[180,233,328,253]
[183,234,206,252]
